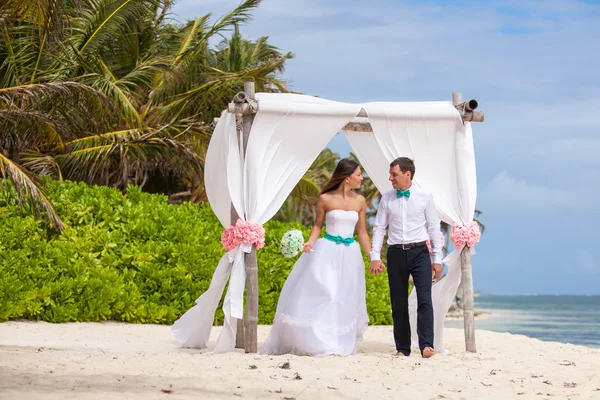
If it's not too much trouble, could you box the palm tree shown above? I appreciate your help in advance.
[0,0,294,226]
[0,81,114,230]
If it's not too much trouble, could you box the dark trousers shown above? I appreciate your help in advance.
[387,245,434,356]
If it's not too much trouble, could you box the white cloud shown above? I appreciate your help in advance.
[171,1,600,104]
[481,171,574,211]
[534,138,600,166]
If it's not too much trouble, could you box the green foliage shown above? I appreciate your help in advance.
[0,179,393,325]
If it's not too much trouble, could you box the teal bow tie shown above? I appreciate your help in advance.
[396,189,411,198]
[323,233,355,246]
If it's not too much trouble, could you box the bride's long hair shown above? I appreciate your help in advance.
[320,158,360,195]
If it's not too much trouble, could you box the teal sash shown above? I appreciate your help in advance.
[323,233,355,246]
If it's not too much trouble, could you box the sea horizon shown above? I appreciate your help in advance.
[475,293,600,297]
[445,293,600,348]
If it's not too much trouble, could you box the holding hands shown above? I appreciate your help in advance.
[369,260,385,274]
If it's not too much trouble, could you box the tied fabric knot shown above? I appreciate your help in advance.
[450,221,481,249]
[396,189,410,198]
[324,233,355,246]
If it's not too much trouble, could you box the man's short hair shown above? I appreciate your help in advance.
[390,157,415,180]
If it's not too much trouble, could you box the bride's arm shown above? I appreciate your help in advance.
[356,197,372,255]
[302,195,326,252]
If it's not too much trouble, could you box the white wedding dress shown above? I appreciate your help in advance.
[260,209,369,356]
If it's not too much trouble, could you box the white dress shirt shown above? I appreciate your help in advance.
[371,185,443,264]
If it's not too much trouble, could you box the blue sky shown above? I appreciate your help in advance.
[172,0,600,295]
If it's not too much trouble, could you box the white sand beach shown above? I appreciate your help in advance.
[1,321,599,400]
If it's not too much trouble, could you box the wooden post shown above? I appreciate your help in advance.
[232,207,245,349]
[460,247,476,352]
[452,92,463,108]
[453,92,477,353]
[226,83,259,352]
[242,81,259,353]
[230,92,246,349]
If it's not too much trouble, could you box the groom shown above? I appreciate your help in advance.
[369,157,442,358]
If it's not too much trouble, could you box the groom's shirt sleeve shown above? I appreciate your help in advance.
[425,193,443,264]
[370,193,389,261]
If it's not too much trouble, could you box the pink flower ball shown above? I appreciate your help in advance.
[221,225,239,251]
[450,221,480,249]
[233,220,266,249]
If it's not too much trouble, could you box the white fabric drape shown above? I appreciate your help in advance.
[172,94,362,352]
[173,93,477,354]
[344,103,477,353]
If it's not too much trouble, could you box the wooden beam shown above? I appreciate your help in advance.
[217,116,374,132]
[462,111,484,122]
[342,121,373,132]
[453,92,477,353]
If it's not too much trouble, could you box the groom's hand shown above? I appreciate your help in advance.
[369,260,385,274]
[432,263,442,280]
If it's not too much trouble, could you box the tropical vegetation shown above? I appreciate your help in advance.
[0,179,392,325]
[1,0,293,229]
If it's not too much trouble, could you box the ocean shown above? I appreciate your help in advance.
[444,294,600,348]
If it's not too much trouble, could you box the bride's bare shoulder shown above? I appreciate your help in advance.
[317,193,333,208]
[318,193,330,203]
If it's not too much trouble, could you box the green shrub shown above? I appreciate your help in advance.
[0,179,392,325]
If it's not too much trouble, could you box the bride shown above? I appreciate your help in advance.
[261,158,374,356]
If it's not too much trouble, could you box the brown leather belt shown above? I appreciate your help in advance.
[389,241,427,250]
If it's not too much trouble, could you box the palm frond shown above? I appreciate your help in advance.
[289,176,320,203]
[75,0,161,57]
[173,15,211,66]
[0,0,68,35]
[80,59,143,126]
[54,127,204,188]
[65,128,141,151]
[206,0,262,39]
[157,54,291,124]
[0,81,116,142]
[0,109,65,153]
[20,151,64,180]
[0,81,110,108]
[0,19,23,87]
[0,153,64,230]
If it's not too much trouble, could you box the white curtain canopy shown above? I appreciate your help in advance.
[172,92,478,354]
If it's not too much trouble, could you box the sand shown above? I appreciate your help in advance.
[1,321,599,400]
